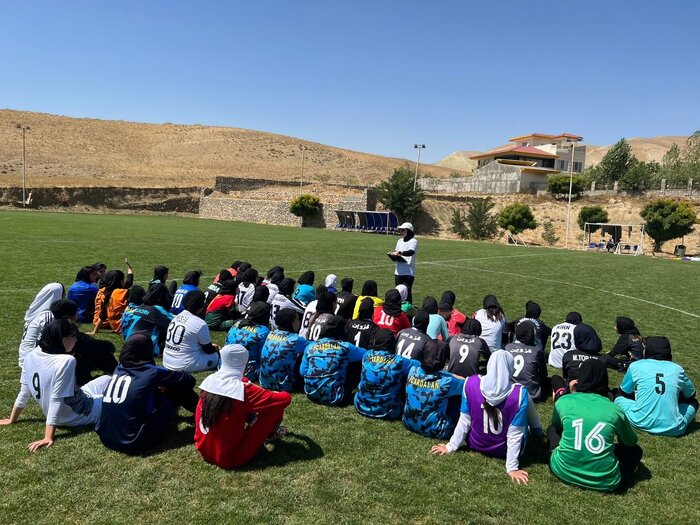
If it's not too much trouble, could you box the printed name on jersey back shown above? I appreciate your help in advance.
[368,354,397,365]
[401,332,425,342]
[351,322,372,330]
[508,347,534,354]
[312,342,342,351]
[572,354,595,362]
[407,375,440,389]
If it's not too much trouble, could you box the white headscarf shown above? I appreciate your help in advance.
[199,344,248,401]
[325,274,337,289]
[24,283,63,323]
[395,284,408,302]
[480,350,515,406]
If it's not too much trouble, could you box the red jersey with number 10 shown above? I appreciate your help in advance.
[372,306,411,336]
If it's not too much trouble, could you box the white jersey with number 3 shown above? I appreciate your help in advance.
[19,350,102,427]
[163,311,215,372]
[549,322,577,368]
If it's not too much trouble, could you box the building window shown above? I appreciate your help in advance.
[573,161,583,172]
[558,160,568,171]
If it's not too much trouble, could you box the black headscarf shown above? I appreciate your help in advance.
[515,321,536,346]
[269,270,284,285]
[341,278,354,293]
[412,309,430,332]
[49,299,78,319]
[422,296,438,315]
[316,291,337,314]
[184,290,206,314]
[240,268,259,287]
[266,266,284,280]
[75,266,92,283]
[128,285,146,306]
[644,336,673,361]
[218,279,237,295]
[252,286,270,303]
[183,270,202,286]
[421,340,448,373]
[369,328,396,352]
[403,229,415,241]
[152,266,169,283]
[119,334,155,368]
[237,262,252,274]
[483,294,501,309]
[461,318,482,336]
[143,284,171,309]
[576,359,609,397]
[278,278,296,297]
[573,324,602,354]
[438,291,456,311]
[231,261,242,271]
[315,285,328,299]
[39,319,78,354]
[275,308,300,332]
[246,301,271,327]
[615,317,640,335]
[525,300,541,319]
[358,297,375,320]
[102,270,125,292]
[383,289,403,317]
[298,271,315,286]
[319,315,346,340]
[217,270,232,283]
[566,312,583,325]
[361,280,378,297]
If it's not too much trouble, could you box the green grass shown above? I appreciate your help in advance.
[1,209,699,525]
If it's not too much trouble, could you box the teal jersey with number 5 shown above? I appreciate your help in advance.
[616,360,696,436]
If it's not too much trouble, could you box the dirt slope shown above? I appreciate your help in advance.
[0,109,462,188]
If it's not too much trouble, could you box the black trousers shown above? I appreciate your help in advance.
[547,424,643,485]
[163,382,199,413]
[73,333,118,386]
[394,275,415,304]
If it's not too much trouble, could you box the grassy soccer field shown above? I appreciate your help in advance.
[0,210,699,525]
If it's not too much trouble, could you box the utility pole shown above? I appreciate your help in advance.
[564,136,583,249]
[300,146,305,195]
[16,124,31,207]
[413,144,426,191]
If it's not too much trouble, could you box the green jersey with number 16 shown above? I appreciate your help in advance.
[550,392,638,492]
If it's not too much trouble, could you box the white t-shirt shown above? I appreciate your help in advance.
[299,300,318,339]
[549,322,577,368]
[474,309,507,350]
[19,311,54,368]
[395,237,418,276]
[236,283,255,313]
[261,281,279,303]
[18,350,103,427]
[269,294,304,329]
[163,310,217,372]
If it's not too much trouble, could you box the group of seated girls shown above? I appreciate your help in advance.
[2,260,696,493]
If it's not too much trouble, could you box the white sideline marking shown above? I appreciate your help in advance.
[426,261,700,319]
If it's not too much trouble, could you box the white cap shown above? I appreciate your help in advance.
[398,222,414,231]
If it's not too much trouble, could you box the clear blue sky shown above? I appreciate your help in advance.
[2,1,698,163]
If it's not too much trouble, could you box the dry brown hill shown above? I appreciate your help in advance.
[436,135,689,173]
[0,109,463,188]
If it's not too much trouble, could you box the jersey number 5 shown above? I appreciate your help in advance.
[655,373,666,395]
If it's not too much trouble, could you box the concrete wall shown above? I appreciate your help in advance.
[418,163,546,194]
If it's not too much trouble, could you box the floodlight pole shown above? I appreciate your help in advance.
[413,144,425,191]
[17,124,30,207]
[299,146,305,195]
[564,137,582,249]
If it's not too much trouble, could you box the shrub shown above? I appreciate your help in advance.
[450,198,499,241]
[289,194,322,218]
[577,205,608,232]
[548,174,584,198]
[376,167,425,221]
[497,203,537,235]
[449,208,468,238]
[541,220,559,246]
[640,198,698,252]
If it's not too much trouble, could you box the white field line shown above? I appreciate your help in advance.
[425,261,700,319]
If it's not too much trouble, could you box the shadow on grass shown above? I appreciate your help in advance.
[240,431,324,471]
[614,463,652,495]
[138,422,196,457]
[682,419,700,436]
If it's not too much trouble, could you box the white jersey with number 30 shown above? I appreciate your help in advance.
[163,311,215,372]
[549,322,577,369]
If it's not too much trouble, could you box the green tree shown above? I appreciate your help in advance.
[577,205,609,233]
[449,208,468,238]
[464,196,499,240]
[662,143,682,171]
[594,138,636,186]
[376,167,425,221]
[640,198,698,252]
[618,160,661,192]
[541,220,559,246]
[548,174,584,198]
[497,203,537,235]
[289,194,322,219]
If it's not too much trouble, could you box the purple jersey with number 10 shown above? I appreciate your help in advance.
[464,375,523,458]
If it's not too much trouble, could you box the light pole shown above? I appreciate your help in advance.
[413,144,425,191]
[299,145,305,195]
[564,136,583,249]
[16,124,30,207]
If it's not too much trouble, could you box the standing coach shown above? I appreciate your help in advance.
[388,222,418,303]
